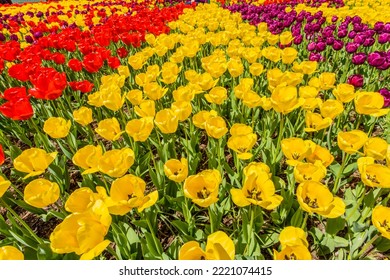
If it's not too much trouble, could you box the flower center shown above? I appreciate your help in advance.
[284,253,297,260]
[197,187,210,199]
[292,152,301,160]
[304,196,319,208]
[367,174,380,184]
[247,189,262,201]
[380,220,390,232]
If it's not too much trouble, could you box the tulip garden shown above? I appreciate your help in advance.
[0,0,389,260]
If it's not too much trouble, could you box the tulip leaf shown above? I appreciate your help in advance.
[258,232,279,248]
[9,230,38,250]
[37,243,56,260]
[290,208,303,228]
[326,217,345,235]
[333,236,349,248]
[171,220,189,235]
[374,236,390,252]
[7,197,46,215]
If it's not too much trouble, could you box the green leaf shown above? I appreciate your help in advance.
[374,237,390,252]
[326,217,345,235]
[290,208,303,228]
[171,220,189,235]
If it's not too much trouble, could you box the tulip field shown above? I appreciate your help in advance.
[0,0,390,261]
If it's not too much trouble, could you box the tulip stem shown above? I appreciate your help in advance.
[356,234,380,259]
[332,152,350,194]
[144,212,163,256]
[244,205,256,256]
[273,114,285,165]
[0,199,44,244]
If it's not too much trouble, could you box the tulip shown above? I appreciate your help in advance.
[24,178,60,208]
[179,231,235,260]
[154,109,179,134]
[304,111,332,132]
[351,53,366,65]
[72,145,103,175]
[14,148,57,179]
[0,175,11,198]
[164,158,188,183]
[281,138,316,166]
[171,101,192,122]
[294,161,327,183]
[306,144,334,167]
[192,110,218,129]
[135,100,156,118]
[205,116,228,139]
[279,226,309,248]
[227,58,244,78]
[319,72,336,90]
[249,63,264,76]
[355,91,390,117]
[98,148,135,178]
[274,245,312,260]
[0,144,4,166]
[347,74,364,88]
[320,99,344,119]
[95,118,124,141]
[125,118,154,142]
[144,82,168,101]
[230,171,283,210]
[296,181,345,218]
[106,174,158,215]
[73,107,93,126]
[43,117,71,139]
[379,88,390,107]
[337,130,368,154]
[183,169,221,208]
[227,131,257,160]
[205,87,228,105]
[0,246,24,260]
[372,205,390,240]
[364,138,388,160]
[357,157,390,188]
[332,83,355,103]
[270,86,304,115]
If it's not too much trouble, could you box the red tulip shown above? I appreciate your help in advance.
[107,56,121,69]
[0,97,34,120]
[1,87,28,101]
[68,59,83,72]
[0,144,4,166]
[82,52,104,73]
[69,80,94,93]
[29,68,67,100]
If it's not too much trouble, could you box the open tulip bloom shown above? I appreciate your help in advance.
[1,0,390,261]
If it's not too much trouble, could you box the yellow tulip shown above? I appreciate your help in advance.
[0,246,24,260]
[294,161,327,183]
[13,148,57,179]
[101,87,125,111]
[192,110,218,129]
[281,47,298,64]
[304,111,332,132]
[227,132,257,160]
[106,174,158,215]
[372,205,390,240]
[154,109,179,134]
[230,171,283,210]
[171,101,192,122]
[242,91,263,108]
[125,117,154,142]
[72,145,103,175]
[357,157,390,188]
[279,31,293,45]
[227,58,244,78]
[134,100,156,118]
[117,65,130,78]
[319,72,336,90]
[0,175,11,198]
[125,89,143,106]
[205,87,228,105]
[243,162,272,178]
[306,144,334,167]
[73,106,93,126]
[24,178,60,208]
[296,181,345,218]
[364,137,388,160]
[299,86,318,98]
[164,158,188,183]
[95,118,123,141]
[161,62,180,84]
[50,212,111,259]
[332,83,355,103]
[128,53,146,70]
[279,226,309,248]
[274,245,312,260]
[270,86,305,115]
[262,46,281,62]
[320,99,344,119]
[355,91,390,117]
[249,63,264,76]
[234,78,254,99]
[98,148,135,178]
[183,169,221,208]
[281,138,316,166]
[43,117,71,139]
[144,82,168,101]
[337,130,368,154]
[205,116,228,139]
[197,73,219,91]
[179,231,235,260]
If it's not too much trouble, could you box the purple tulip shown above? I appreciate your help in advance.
[333,40,344,50]
[379,88,390,107]
[307,42,316,51]
[309,53,323,62]
[0,33,5,42]
[9,34,18,41]
[374,22,385,32]
[378,33,390,44]
[25,35,34,44]
[337,29,348,38]
[352,53,367,65]
[363,38,375,47]
[347,74,364,88]
[326,37,335,45]
[348,31,357,39]
[332,16,338,22]
[345,42,359,53]
[368,52,386,67]
[354,34,366,45]
[293,35,303,45]
[316,42,326,52]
